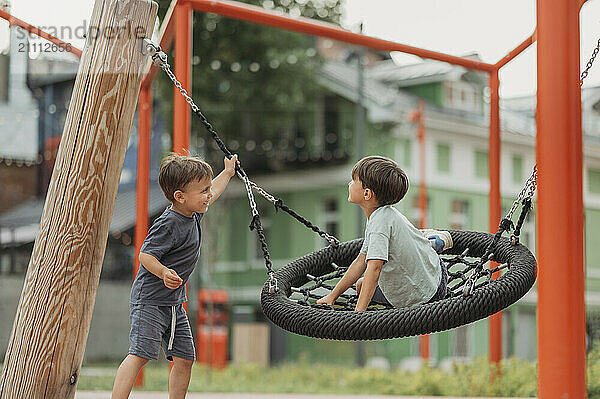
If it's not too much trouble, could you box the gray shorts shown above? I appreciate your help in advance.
[128,303,195,361]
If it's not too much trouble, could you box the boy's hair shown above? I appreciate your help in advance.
[351,156,409,206]
[159,153,213,202]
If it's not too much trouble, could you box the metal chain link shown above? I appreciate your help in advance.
[505,165,537,221]
[581,38,600,86]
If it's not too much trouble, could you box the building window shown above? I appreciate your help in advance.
[395,137,412,169]
[318,198,339,248]
[475,150,488,179]
[449,199,470,230]
[512,155,523,184]
[324,95,340,155]
[588,168,600,194]
[436,143,450,173]
[410,195,432,228]
[445,81,480,113]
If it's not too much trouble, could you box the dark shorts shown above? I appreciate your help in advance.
[371,258,448,306]
[128,303,195,361]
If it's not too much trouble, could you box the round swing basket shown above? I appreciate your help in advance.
[261,230,537,340]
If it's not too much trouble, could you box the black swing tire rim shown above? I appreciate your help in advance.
[261,230,537,340]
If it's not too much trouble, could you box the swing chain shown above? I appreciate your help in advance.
[144,39,278,290]
[581,38,600,86]
[505,165,537,221]
[144,38,340,249]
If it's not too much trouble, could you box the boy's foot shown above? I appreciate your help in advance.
[421,229,453,253]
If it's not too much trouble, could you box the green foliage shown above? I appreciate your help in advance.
[76,346,600,396]
[152,0,346,173]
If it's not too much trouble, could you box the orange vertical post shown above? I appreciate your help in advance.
[537,0,586,397]
[488,70,502,366]
[173,2,193,320]
[133,85,152,387]
[416,100,430,361]
[173,2,192,154]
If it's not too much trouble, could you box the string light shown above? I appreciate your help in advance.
[261,140,273,151]
[245,140,256,151]
[249,62,260,72]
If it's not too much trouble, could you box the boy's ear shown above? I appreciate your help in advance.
[364,188,374,201]
[173,189,185,203]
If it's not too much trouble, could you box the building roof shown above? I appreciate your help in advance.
[369,57,486,87]
[0,183,169,246]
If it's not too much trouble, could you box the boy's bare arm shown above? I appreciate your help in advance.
[354,259,384,311]
[139,252,183,289]
[317,253,367,305]
[210,155,239,204]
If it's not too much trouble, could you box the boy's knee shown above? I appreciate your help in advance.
[173,357,194,369]
[128,354,150,366]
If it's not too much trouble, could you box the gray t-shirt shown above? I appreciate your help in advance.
[130,207,203,306]
[360,205,441,308]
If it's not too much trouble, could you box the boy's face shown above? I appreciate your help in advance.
[176,176,213,214]
[348,177,367,205]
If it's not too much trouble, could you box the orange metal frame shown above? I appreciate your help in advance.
[0,10,82,58]
[136,1,588,396]
[3,0,586,396]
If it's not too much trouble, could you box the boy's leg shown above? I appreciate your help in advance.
[421,229,453,253]
[163,304,196,398]
[357,277,392,306]
[111,354,149,399]
[115,304,167,398]
[169,356,194,399]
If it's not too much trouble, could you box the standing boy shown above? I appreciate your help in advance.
[112,153,238,398]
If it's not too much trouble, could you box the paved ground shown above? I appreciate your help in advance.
[76,392,534,399]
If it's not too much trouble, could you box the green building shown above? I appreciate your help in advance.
[201,53,600,367]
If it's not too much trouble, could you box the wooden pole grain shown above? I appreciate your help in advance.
[0,0,157,397]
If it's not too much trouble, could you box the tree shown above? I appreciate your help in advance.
[154,0,345,172]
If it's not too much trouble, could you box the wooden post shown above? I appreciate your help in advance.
[0,0,157,397]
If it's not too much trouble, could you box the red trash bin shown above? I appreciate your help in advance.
[196,289,229,369]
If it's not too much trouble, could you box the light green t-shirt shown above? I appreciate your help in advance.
[359,205,441,308]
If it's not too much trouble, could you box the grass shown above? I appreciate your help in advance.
[1,345,592,396]
[76,346,600,397]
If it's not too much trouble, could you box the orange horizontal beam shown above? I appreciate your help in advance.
[183,0,495,72]
[495,31,536,70]
[0,9,82,58]
[142,0,178,89]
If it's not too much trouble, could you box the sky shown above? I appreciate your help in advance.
[4,0,600,98]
